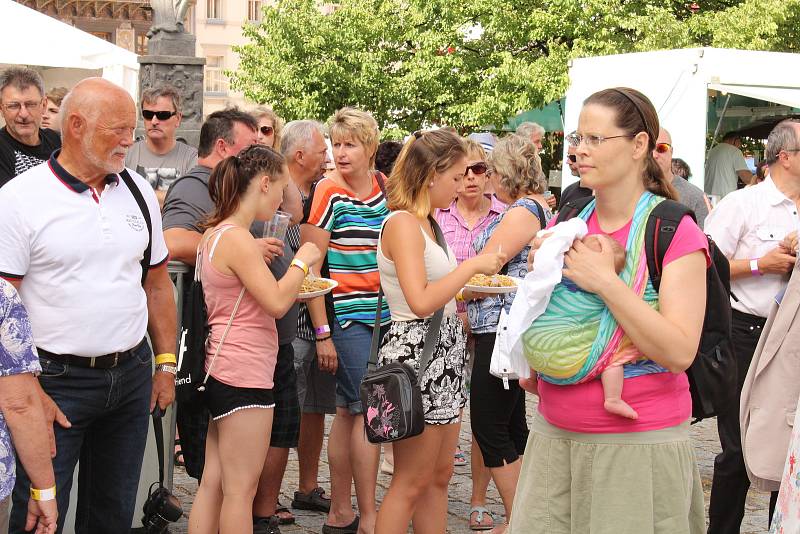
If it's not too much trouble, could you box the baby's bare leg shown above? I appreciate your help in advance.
[600,366,638,419]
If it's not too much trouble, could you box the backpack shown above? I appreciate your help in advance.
[556,197,736,422]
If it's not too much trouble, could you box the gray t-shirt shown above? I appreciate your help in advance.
[125,140,198,192]
[671,175,709,230]
[162,166,297,344]
[704,143,748,198]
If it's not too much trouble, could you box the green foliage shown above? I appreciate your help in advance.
[231,0,800,135]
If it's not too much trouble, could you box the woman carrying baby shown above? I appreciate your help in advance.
[510,88,709,534]
[465,133,552,533]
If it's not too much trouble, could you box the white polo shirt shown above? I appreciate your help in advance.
[705,177,799,318]
[0,152,169,356]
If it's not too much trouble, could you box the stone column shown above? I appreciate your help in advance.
[137,32,205,148]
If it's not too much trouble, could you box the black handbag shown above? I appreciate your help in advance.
[359,217,447,444]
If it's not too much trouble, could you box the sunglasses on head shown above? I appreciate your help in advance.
[260,125,274,136]
[142,110,176,121]
[465,162,488,176]
[655,142,672,154]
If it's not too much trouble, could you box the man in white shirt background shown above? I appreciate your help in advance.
[705,132,755,200]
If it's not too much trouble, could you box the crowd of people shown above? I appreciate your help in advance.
[0,64,799,534]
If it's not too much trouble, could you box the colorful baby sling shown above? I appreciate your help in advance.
[522,192,663,385]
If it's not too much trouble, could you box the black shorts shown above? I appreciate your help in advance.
[270,343,301,448]
[205,375,275,421]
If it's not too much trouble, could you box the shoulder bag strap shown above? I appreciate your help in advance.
[152,413,166,485]
[120,169,152,285]
[417,217,448,374]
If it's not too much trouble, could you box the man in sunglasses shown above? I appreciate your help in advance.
[653,128,709,229]
[557,141,592,210]
[125,85,197,205]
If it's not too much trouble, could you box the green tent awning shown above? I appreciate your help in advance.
[503,99,565,133]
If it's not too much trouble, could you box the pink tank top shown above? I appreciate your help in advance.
[201,225,278,389]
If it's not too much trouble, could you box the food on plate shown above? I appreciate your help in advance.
[300,277,333,294]
[467,274,516,288]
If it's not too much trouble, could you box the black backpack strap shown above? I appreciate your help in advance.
[645,200,696,292]
[501,198,549,275]
[120,169,152,285]
[554,196,594,224]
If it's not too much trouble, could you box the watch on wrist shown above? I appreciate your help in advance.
[155,363,178,375]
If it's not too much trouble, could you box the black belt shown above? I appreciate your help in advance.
[37,338,146,369]
[732,309,767,328]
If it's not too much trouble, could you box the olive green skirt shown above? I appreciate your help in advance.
[509,414,705,534]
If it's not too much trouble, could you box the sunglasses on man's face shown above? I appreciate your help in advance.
[567,154,577,163]
[655,142,672,154]
[465,162,488,176]
[142,110,176,121]
[260,125,274,136]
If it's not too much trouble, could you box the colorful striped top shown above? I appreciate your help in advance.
[304,173,390,328]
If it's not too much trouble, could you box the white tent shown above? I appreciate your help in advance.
[0,0,139,97]
[562,48,800,191]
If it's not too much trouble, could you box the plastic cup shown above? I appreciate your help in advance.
[262,210,291,241]
[543,190,553,199]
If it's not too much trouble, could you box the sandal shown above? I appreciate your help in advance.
[321,515,359,534]
[173,439,184,467]
[469,506,494,531]
[292,487,331,513]
[454,449,468,467]
[275,501,295,525]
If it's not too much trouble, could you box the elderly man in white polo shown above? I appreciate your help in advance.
[0,78,176,534]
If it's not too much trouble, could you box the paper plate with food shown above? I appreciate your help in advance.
[298,276,338,299]
[465,274,520,294]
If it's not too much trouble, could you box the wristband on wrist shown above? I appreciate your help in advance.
[455,290,465,303]
[315,335,331,343]
[154,353,177,365]
[30,486,56,501]
[750,258,762,277]
[290,258,309,276]
[315,324,331,336]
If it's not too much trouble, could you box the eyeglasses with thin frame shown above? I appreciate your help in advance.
[142,110,177,121]
[566,132,635,148]
[465,162,488,176]
[260,125,274,136]
[655,142,672,154]
[3,101,43,113]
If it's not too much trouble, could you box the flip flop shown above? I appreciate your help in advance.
[454,450,468,467]
[469,506,494,531]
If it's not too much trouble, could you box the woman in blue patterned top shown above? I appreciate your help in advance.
[0,278,57,532]
[465,134,552,533]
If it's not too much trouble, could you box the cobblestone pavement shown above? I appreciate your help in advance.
[170,397,770,533]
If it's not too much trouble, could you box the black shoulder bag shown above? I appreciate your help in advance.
[359,216,447,443]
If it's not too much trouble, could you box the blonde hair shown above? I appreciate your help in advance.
[489,135,546,199]
[46,86,68,107]
[328,107,380,166]
[251,105,284,151]
[387,130,466,219]
[463,138,487,161]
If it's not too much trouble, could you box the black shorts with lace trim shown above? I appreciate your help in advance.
[205,374,275,421]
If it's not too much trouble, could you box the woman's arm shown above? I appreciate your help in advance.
[383,212,505,318]
[300,223,338,373]
[563,238,706,373]
[479,205,542,260]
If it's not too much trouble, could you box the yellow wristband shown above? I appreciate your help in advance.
[455,290,465,303]
[30,486,56,501]
[290,258,309,276]
[155,353,177,365]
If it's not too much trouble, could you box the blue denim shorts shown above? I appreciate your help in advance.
[332,318,386,415]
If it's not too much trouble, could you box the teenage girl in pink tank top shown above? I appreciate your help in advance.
[188,145,321,534]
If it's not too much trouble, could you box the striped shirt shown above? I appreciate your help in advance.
[304,174,390,328]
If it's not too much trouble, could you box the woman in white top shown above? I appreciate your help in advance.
[375,129,506,533]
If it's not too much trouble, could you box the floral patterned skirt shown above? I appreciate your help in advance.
[378,314,467,425]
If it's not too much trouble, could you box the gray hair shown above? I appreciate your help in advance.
[281,120,327,158]
[489,134,547,198]
[141,84,182,114]
[765,120,800,165]
[0,67,45,99]
[515,121,545,138]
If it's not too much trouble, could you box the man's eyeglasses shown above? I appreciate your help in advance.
[260,125,274,136]
[3,101,42,113]
[142,110,177,121]
[655,142,672,154]
[465,162,488,176]
[566,132,634,148]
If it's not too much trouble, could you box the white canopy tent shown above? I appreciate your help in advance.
[561,48,800,191]
[0,0,139,97]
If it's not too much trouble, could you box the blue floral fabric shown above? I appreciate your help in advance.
[468,197,552,334]
[0,279,41,500]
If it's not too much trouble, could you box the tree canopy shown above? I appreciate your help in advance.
[231,0,800,135]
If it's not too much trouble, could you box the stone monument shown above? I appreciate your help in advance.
[137,0,204,147]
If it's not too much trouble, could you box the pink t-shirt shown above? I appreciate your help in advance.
[537,211,710,433]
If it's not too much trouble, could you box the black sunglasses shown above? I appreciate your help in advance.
[142,110,176,121]
[465,162,488,176]
[567,154,577,163]
[260,125,274,136]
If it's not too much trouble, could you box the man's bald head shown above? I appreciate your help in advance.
[61,78,135,130]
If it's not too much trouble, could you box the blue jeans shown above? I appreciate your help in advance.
[9,341,152,534]
[332,318,387,415]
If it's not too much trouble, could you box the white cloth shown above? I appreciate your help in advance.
[491,218,588,381]
[705,177,799,318]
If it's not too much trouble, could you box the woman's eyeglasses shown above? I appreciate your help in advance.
[465,162,488,176]
[260,125,274,136]
[566,132,634,148]
[655,142,672,154]
[142,110,177,121]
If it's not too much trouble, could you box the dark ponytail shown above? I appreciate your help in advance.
[204,144,286,229]
[584,88,677,201]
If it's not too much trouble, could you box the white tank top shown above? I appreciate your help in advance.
[377,211,458,321]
